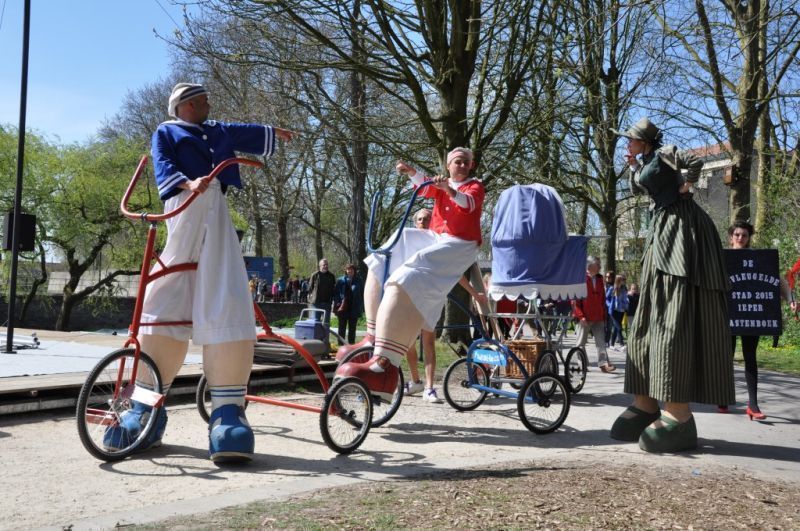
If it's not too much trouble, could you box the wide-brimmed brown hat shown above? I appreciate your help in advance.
[611,117,662,144]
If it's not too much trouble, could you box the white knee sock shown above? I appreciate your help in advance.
[134,382,170,403]
[373,337,408,367]
[209,385,247,411]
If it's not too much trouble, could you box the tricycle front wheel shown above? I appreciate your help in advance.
[516,373,570,434]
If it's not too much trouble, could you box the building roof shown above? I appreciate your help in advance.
[686,141,733,161]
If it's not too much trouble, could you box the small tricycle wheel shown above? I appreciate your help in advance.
[564,346,588,393]
[196,374,252,422]
[319,376,373,454]
[516,373,570,434]
[195,375,253,422]
[443,358,490,411]
[534,350,560,396]
[76,348,163,461]
[536,350,559,375]
[339,346,404,427]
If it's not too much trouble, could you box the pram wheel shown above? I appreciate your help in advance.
[338,346,404,427]
[536,350,558,375]
[564,347,588,393]
[195,375,251,422]
[516,373,570,434]
[531,350,559,396]
[320,376,373,454]
[443,358,490,411]
[76,348,163,461]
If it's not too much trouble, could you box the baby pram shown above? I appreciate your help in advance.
[443,183,589,433]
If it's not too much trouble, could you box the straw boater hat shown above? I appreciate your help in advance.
[611,117,663,145]
[168,83,208,118]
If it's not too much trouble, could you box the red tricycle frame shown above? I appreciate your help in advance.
[76,156,374,461]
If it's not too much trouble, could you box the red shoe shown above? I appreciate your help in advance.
[746,406,767,421]
[335,334,374,362]
[334,356,398,402]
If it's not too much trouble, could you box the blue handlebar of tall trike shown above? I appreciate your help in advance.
[366,180,435,255]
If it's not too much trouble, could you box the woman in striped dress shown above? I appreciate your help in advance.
[609,118,735,453]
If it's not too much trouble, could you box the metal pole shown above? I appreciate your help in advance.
[5,0,32,354]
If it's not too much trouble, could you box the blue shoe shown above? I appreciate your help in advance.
[103,400,167,452]
[209,404,254,463]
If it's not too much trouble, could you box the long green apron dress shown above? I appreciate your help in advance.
[625,145,735,405]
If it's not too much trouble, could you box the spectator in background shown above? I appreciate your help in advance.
[625,283,640,333]
[403,208,441,402]
[291,276,302,303]
[606,274,629,350]
[482,272,521,339]
[603,269,616,346]
[248,277,258,302]
[334,264,364,345]
[573,256,615,373]
[277,277,286,302]
[300,277,310,303]
[271,280,279,302]
[716,221,798,418]
[309,259,337,324]
[261,278,269,303]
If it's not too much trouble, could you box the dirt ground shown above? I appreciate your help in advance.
[139,459,800,530]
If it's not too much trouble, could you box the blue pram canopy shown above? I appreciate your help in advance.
[490,184,588,301]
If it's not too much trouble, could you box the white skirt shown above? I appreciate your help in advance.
[364,228,478,331]
[140,180,256,345]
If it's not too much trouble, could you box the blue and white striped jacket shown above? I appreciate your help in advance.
[151,119,276,200]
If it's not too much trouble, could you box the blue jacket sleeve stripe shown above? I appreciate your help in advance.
[158,171,188,197]
[263,125,275,157]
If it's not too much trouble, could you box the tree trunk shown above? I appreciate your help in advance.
[604,216,618,274]
[277,214,289,281]
[251,184,265,256]
[56,288,77,331]
[313,206,323,262]
[18,242,48,324]
[752,11,771,246]
[350,3,368,277]
[729,152,753,223]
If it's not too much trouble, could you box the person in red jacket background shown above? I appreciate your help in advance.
[573,256,616,372]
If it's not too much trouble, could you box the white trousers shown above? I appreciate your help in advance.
[140,181,256,345]
[575,320,610,366]
[364,228,478,331]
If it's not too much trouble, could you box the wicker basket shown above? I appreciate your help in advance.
[503,339,546,379]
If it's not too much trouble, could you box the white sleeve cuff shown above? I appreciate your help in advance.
[408,169,425,186]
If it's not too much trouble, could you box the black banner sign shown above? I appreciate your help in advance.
[724,249,782,336]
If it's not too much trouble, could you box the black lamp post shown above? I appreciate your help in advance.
[4,0,32,353]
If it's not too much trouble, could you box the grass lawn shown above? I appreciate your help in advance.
[748,339,800,375]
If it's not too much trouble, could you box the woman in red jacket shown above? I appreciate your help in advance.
[334,147,485,400]
[573,256,616,372]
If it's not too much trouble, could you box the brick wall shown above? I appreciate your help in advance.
[0,296,308,331]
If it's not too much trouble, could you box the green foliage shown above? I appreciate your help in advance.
[49,138,151,270]
[0,126,157,326]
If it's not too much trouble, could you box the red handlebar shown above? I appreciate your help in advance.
[120,155,264,222]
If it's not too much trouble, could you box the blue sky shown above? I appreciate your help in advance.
[0,0,190,145]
